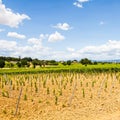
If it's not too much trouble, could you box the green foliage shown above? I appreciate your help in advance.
[70,78,73,86]
[12,84,15,90]
[82,88,85,98]
[43,79,47,88]
[47,60,58,65]
[21,60,28,67]
[53,89,55,95]
[32,60,38,68]
[27,62,30,67]
[80,58,92,66]
[58,89,62,96]
[16,62,21,68]
[66,60,72,65]
[92,81,96,87]
[38,100,42,103]
[5,62,14,68]
[2,90,9,98]
[62,61,67,66]
[34,82,38,93]
[0,62,120,74]
[47,87,50,94]
[0,59,5,68]
[93,61,98,65]
[24,94,27,101]
[22,57,32,62]
[55,96,58,105]
[52,79,54,85]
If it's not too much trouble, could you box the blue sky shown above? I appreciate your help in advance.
[0,0,120,60]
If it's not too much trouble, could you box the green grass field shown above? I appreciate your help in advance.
[0,63,120,74]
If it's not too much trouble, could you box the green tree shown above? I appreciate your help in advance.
[93,61,98,65]
[32,59,38,68]
[47,60,58,66]
[80,58,92,66]
[0,59,5,68]
[27,62,30,67]
[62,61,67,66]
[66,60,72,65]
[16,62,21,68]
[21,60,27,67]
[22,57,32,62]
[39,60,42,67]
[5,62,14,68]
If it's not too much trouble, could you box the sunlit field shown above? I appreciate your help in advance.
[1,63,120,74]
[1,71,120,120]
[0,0,120,119]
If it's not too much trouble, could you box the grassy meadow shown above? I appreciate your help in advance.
[0,63,120,74]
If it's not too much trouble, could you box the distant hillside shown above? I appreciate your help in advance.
[92,59,120,63]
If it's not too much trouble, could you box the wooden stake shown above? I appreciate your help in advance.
[14,87,23,116]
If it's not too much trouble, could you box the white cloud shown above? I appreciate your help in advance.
[1,39,120,60]
[0,29,4,32]
[28,38,41,45]
[73,0,89,8]
[51,40,120,60]
[48,31,65,42]
[79,40,117,54]
[0,38,50,58]
[28,34,48,45]
[7,32,26,39]
[53,23,72,31]
[77,40,120,60]
[0,0,30,28]
[67,47,75,52]
[73,2,83,8]
[0,40,17,51]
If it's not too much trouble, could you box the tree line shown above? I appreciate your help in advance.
[0,56,98,68]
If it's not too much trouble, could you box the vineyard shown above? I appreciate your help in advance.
[0,71,120,120]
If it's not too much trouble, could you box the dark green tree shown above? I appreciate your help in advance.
[62,61,67,66]
[21,60,28,67]
[47,60,58,65]
[6,62,14,68]
[22,57,32,62]
[0,59,5,68]
[66,60,72,65]
[39,60,42,67]
[32,59,38,68]
[80,58,92,66]
[93,61,98,65]
[16,62,22,68]
[27,62,30,67]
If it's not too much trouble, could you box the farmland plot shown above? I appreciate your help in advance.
[0,72,120,120]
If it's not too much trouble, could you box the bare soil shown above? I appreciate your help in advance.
[0,73,120,120]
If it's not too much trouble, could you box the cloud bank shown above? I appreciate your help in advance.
[0,39,120,60]
[0,0,30,28]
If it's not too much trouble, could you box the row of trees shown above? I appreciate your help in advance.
[0,56,96,68]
